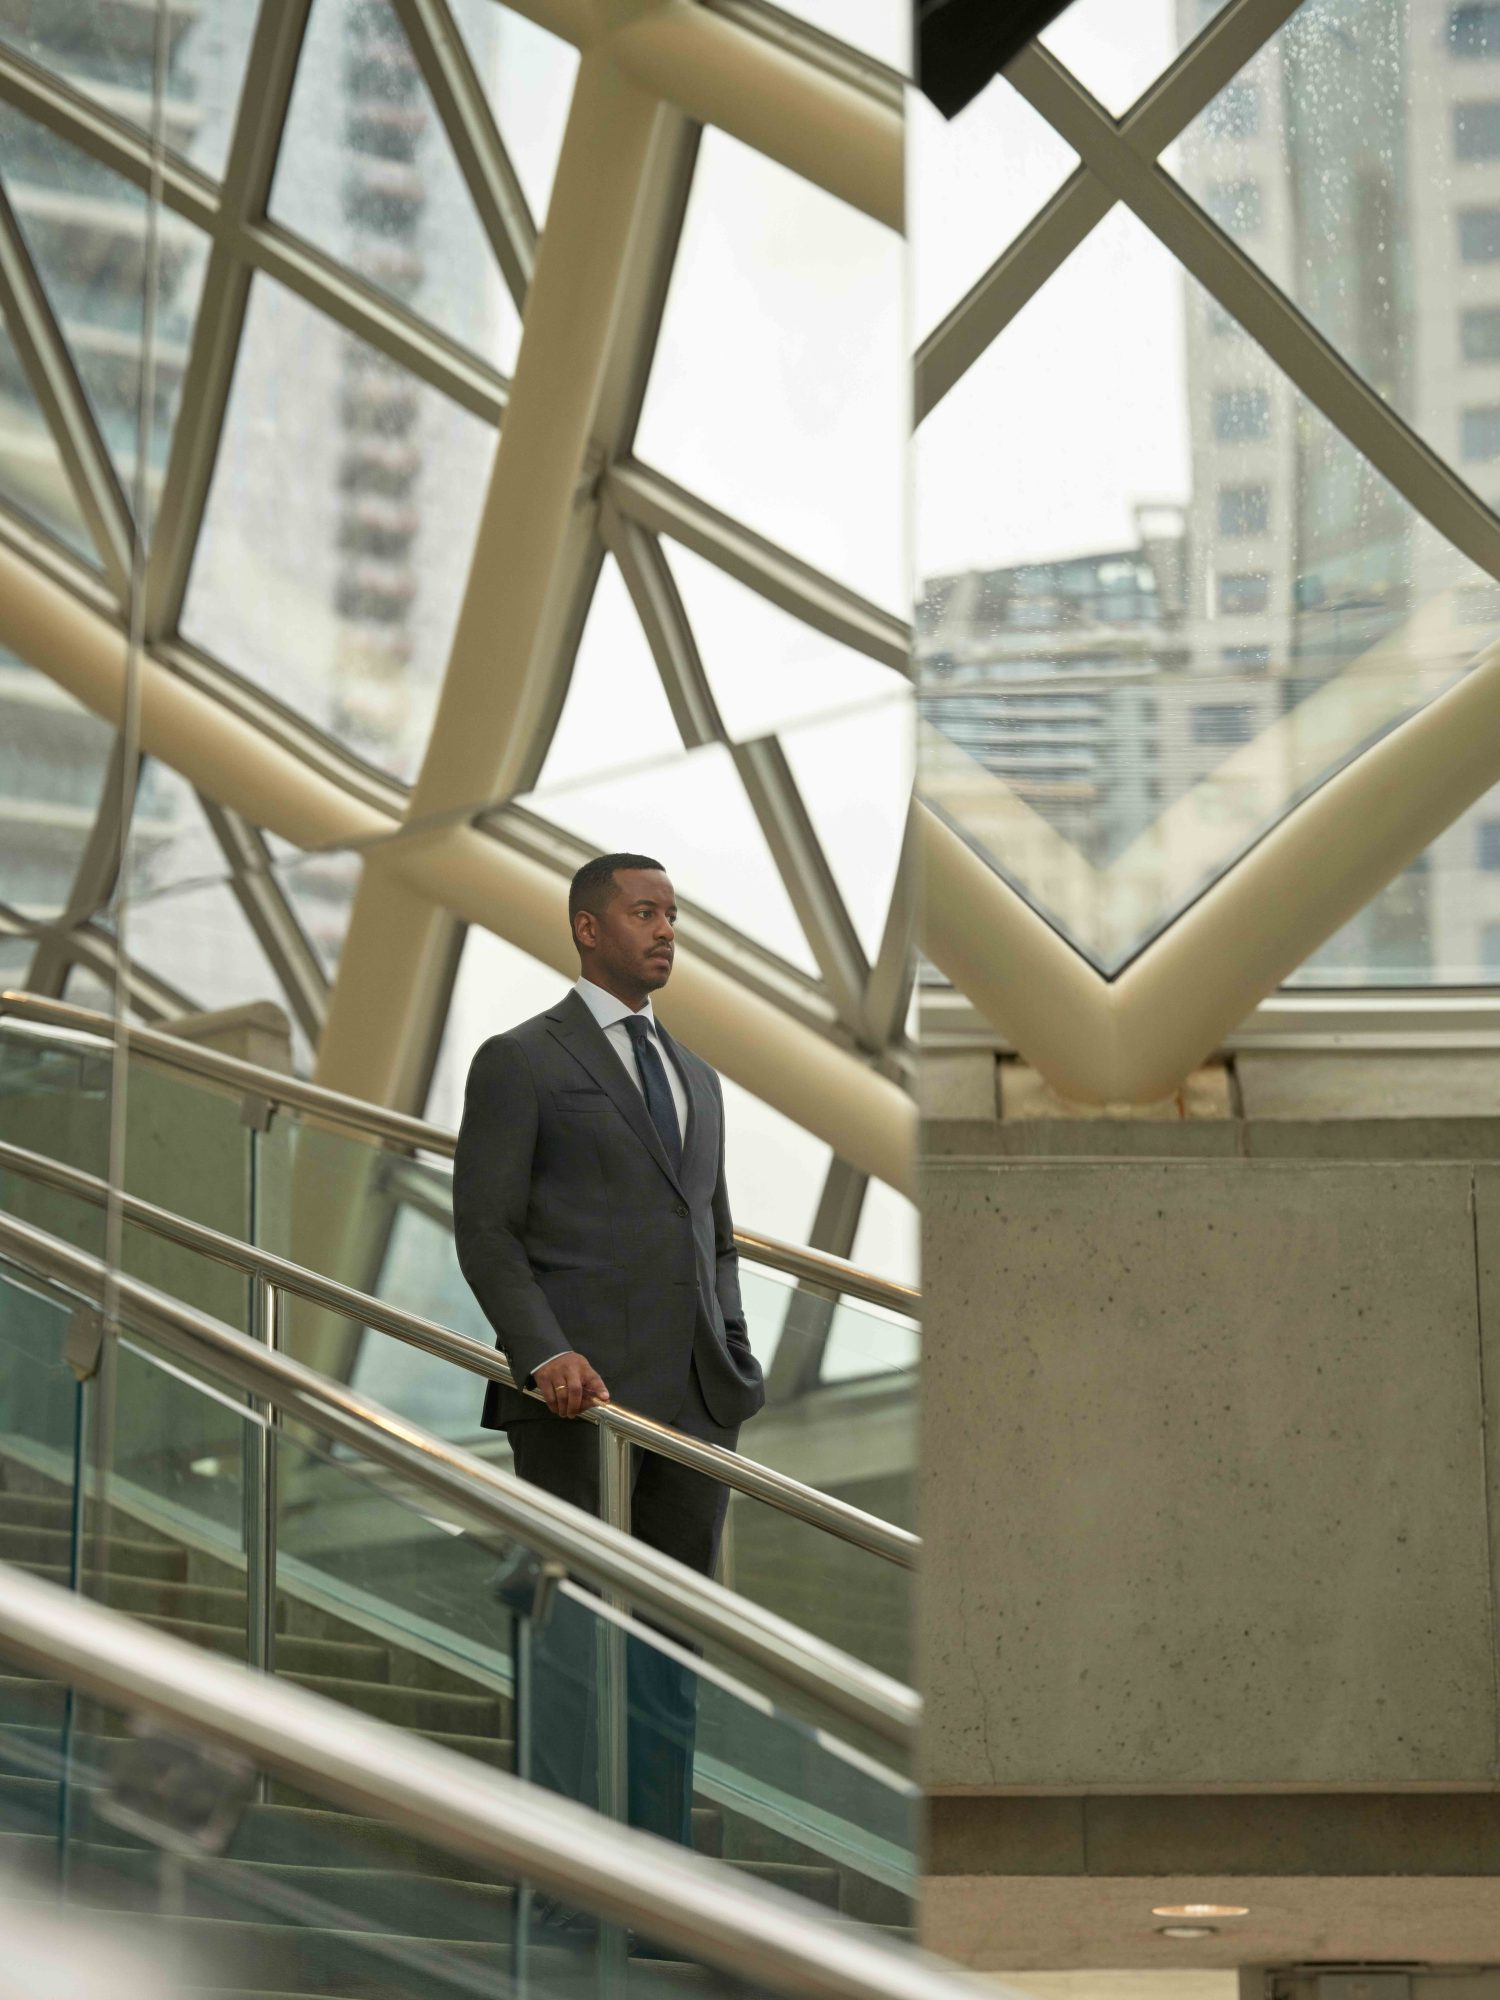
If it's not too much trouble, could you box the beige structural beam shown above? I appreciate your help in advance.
[0,541,914,1191]
[314,51,662,1130]
[921,640,1500,1105]
[499,0,901,230]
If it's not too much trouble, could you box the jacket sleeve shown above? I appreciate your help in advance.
[710,1072,755,1364]
[452,1035,569,1386]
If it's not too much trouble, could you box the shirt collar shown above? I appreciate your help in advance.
[573,976,657,1036]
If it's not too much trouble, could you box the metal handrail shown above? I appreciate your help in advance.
[0,990,921,1316]
[0,1137,918,1571]
[0,1206,918,1746]
[0,1562,971,2000]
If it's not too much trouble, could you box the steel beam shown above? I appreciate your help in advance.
[141,0,313,644]
[389,0,538,312]
[0,181,134,596]
[1005,42,1500,581]
[606,462,909,674]
[916,0,1304,418]
[26,735,142,998]
[199,795,330,1047]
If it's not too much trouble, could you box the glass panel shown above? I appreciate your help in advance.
[916,200,1500,972]
[446,0,580,227]
[638,127,904,614]
[0,312,96,557]
[0,658,115,924]
[0,1020,114,1258]
[1286,774,1500,986]
[0,107,210,517]
[779,698,910,959]
[535,554,684,793]
[910,78,1078,343]
[1041,0,1237,115]
[121,764,286,1020]
[0,1,260,181]
[526,740,819,975]
[272,0,521,368]
[1170,0,1500,506]
[666,540,895,742]
[184,276,497,782]
[426,924,568,1131]
[265,837,364,979]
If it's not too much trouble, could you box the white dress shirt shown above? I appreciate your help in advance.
[532,979,688,1377]
[571,976,688,1142]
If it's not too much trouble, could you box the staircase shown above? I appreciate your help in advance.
[0,1459,908,1996]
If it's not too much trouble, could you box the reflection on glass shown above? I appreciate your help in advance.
[917,199,1500,971]
[0,312,95,555]
[446,0,580,226]
[0,657,114,922]
[184,277,496,781]
[0,107,210,516]
[910,78,1078,342]
[0,0,259,182]
[265,838,363,978]
[272,0,520,369]
[638,127,904,613]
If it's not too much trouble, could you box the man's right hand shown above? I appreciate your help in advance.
[532,1351,610,1419]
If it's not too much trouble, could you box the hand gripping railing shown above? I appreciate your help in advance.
[0,1136,918,1574]
[0,1203,917,1748]
[0,990,920,1317]
[0,1561,973,2000]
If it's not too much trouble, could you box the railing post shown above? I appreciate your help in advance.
[596,1419,633,1996]
[244,1274,279,1685]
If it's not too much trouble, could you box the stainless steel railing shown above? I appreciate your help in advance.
[0,1561,971,2000]
[0,1135,918,1572]
[0,1205,917,1747]
[0,990,921,1316]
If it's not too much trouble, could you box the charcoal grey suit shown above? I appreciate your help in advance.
[453,985,765,1847]
[452,987,765,1435]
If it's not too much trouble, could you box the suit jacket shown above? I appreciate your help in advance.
[452,988,766,1431]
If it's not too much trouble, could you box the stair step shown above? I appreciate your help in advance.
[730,1859,841,1910]
[281,1674,498,1739]
[23,1563,256,1627]
[147,1619,390,1684]
[0,1527,185,1580]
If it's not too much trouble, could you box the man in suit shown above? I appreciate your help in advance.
[452,852,765,1848]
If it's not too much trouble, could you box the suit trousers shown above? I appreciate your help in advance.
[504,1359,738,1846]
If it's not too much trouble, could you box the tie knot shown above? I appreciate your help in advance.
[622,1013,652,1046]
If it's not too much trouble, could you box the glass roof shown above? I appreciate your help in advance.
[915,0,1500,992]
[0,0,913,1284]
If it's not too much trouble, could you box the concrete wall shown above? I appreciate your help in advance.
[922,1153,1500,1792]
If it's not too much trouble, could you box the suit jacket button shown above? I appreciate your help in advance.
[674,1202,688,1218]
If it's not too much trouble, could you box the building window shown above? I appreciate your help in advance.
[1218,572,1270,615]
[1456,101,1500,157]
[1459,207,1500,259]
[1451,4,1500,56]
[1192,704,1254,745]
[1480,820,1500,869]
[1205,180,1262,235]
[1206,301,1240,338]
[1483,921,1500,974]
[1218,484,1270,536]
[1462,404,1500,457]
[1203,82,1260,139]
[1221,645,1271,670]
[1462,306,1500,360]
[1213,388,1271,440]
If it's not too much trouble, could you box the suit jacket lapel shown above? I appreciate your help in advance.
[547,991,686,1198]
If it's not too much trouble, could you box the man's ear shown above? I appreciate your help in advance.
[572,910,596,952]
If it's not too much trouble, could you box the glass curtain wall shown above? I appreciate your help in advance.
[915,0,1500,999]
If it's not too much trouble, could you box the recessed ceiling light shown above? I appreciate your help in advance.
[1157,1925,1218,1940]
[1152,1905,1250,1919]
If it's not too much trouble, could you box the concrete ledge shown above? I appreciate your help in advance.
[161,999,294,1074]
[930,1793,1500,1877]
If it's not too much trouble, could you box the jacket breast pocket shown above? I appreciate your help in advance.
[556,1087,610,1115]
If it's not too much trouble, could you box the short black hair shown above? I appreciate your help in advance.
[568,852,665,928]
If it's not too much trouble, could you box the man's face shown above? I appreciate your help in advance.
[583,868,678,996]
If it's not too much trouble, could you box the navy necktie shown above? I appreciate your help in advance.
[623,1014,682,1173]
